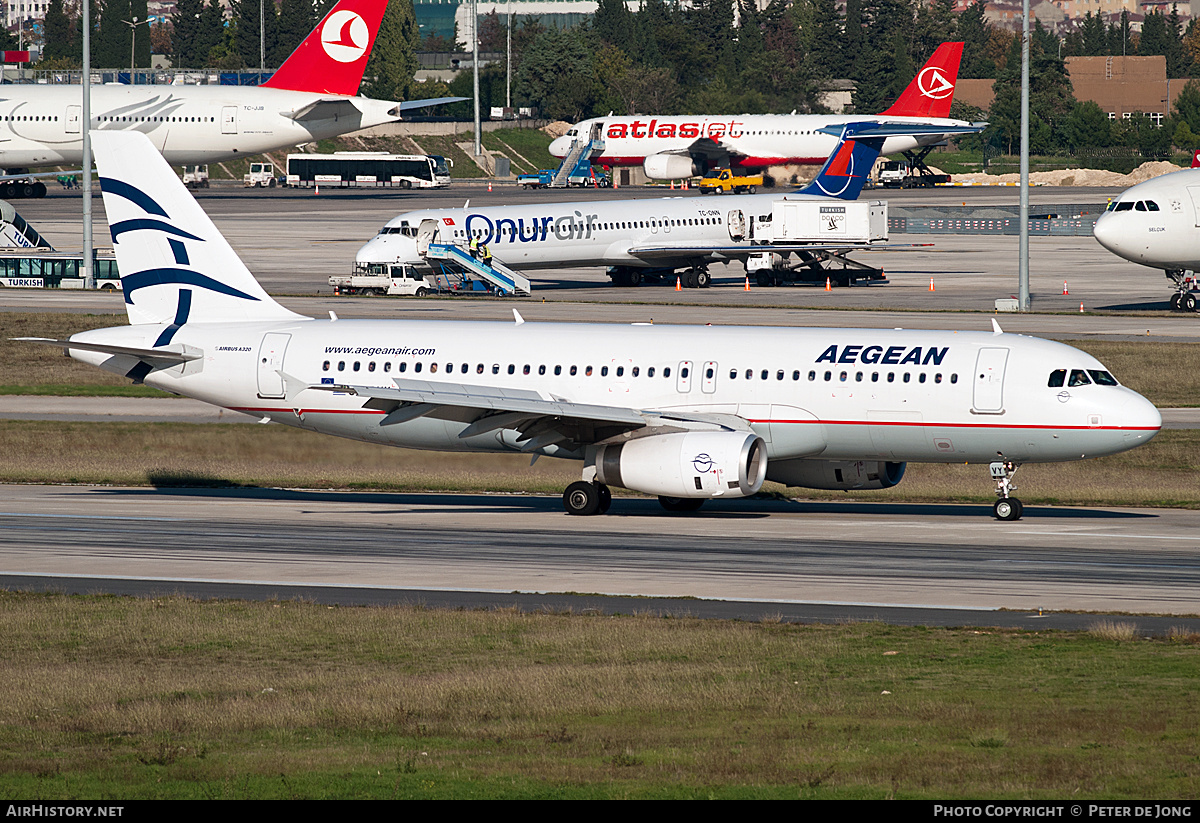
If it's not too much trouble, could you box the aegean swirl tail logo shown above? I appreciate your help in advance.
[100,176,260,307]
[321,11,369,63]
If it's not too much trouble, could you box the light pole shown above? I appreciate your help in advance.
[122,17,152,84]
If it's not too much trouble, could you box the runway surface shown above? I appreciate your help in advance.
[1,485,1198,629]
[6,186,1199,629]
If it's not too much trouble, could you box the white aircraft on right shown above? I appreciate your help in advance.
[1093,157,1200,311]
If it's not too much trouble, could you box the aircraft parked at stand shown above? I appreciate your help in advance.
[357,122,979,290]
[549,43,982,182]
[0,0,462,196]
[19,131,1161,522]
[1092,167,1200,311]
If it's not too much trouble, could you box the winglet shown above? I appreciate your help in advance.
[262,0,387,96]
[513,309,525,325]
[992,318,1003,335]
[881,42,963,119]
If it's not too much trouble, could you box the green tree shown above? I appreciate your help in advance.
[42,0,77,62]
[515,27,597,120]
[957,1,994,78]
[231,0,277,69]
[360,0,419,101]
[274,0,316,66]
[1061,100,1113,150]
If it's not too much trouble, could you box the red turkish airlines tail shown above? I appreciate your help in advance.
[881,42,964,119]
[263,0,387,96]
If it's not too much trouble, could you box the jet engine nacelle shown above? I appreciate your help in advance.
[643,153,699,180]
[766,459,906,491]
[595,431,767,499]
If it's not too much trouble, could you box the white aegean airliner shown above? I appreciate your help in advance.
[23,131,1162,521]
[0,0,460,181]
[1092,166,1200,311]
[358,122,979,288]
[549,42,982,181]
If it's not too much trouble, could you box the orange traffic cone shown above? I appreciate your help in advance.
[825,277,832,292]
[744,275,751,291]
[670,180,675,190]
[675,275,682,292]
[929,277,935,292]
[1080,302,1085,313]
[314,180,319,195]
[1063,281,1069,295]
[488,180,492,192]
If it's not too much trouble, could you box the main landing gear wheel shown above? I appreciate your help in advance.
[563,481,610,516]
[658,496,705,513]
[1184,294,1197,312]
[694,269,711,288]
[1171,294,1182,311]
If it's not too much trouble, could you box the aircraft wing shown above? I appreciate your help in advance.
[627,242,933,261]
[310,377,750,450]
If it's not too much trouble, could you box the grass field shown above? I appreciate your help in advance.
[0,592,1196,799]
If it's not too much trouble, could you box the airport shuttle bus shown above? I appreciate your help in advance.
[285,152,452,189]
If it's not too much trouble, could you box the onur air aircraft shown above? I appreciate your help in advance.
[358,122,979,289]
[1092,164,1200,311]
[549,42,982,181]
[0,0,459,186]
[19,131,1162,521]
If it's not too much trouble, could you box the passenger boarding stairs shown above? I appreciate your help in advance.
[0,200,53,250]
[550,122,606,187]
[425,243,531,296]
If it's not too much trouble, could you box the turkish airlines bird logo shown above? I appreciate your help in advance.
[321,10,369,63]
[917,66,954,100]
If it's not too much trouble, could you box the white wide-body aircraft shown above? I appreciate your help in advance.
[24,132,1161,521]
[1092,167,1200,311]
[0,0,459,178]
[549,43,981,181]
[359,122,977,288]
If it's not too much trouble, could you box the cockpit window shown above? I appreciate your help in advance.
[1145,200,1160,211]
[1114,201,1134,212]
[1069,369,1092,387]
[1048,369,1066,388]
[1088,370,1118,386]
[1135,201,1148,211]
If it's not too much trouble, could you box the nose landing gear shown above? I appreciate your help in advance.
[990,460,1023,521]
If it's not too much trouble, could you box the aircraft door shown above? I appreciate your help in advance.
[416,218,440,255]
[676,360,693,393]
[257,332,291,399]
[221,106,238,135]
[972,347,1009,413]
[65,105,81,134]
[727,210,746,241]
[701,361,718,393]
[663,215,671,234]
[1187,187,1200,227]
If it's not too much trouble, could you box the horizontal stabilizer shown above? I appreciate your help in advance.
[815,123,982,139]
[390,97,470,115]
[13,336,200,363]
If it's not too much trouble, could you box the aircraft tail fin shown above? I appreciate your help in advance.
[795,122,981,200]
[880,42,963,119]
[1192,149,1200,168]
[792,123,889,200]
[91,131,303,327]
[262,0,386,96]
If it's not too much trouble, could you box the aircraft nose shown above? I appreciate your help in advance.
[549,136,568,158]
[1092,214,1121,254]
[1116,389,1162,446]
